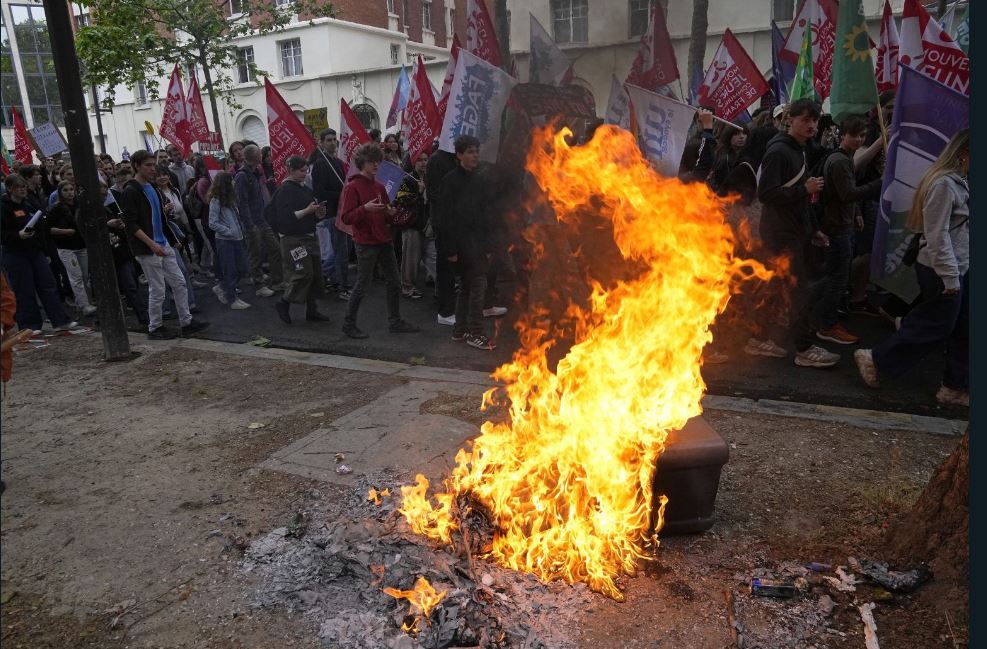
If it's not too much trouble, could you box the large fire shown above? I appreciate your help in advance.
[400,125,770,600]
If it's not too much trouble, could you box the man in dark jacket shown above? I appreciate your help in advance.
[424,148,459,324]
[236,144,284,297]
[119,150,208,339]
[440,135,495,351]
[815,114,883,345]
[752,98,838,369]
[310,128,349,295]
[272,156,330,324]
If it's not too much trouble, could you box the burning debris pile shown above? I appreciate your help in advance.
[243,474,593,649]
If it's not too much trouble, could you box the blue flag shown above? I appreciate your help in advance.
[385,65,411,129]
[871,65,969,301]
[375,161,407,202]
[770,21,794,105]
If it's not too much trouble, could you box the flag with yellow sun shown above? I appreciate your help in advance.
[830,0,879,123]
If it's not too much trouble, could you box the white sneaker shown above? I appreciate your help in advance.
[743,337,787,358]
[482,306,507,317]
[437,314,456,326]
[794,345,840,368]
[191,278,211,288]
[270,282,289,292]
[55,321,80,331]
[230,298,252,310]
[212,284,228,305]
[256,286,275,298]
[82,305,98,316]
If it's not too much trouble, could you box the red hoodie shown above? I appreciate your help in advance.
[339,173,392,245]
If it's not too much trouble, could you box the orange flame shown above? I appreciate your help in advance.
[384,576,447,634]
[400,125,771,599]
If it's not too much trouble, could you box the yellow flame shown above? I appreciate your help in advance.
[400,125,771,599]
[383,576,447,633]
[368,488,381,505]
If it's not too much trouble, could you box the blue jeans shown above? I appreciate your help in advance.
[216,238,249,302]
[873,265,968,390]
[316,218,335,278]
[1,246,72,330]
[330,218,352,288]
[816,232,853,329]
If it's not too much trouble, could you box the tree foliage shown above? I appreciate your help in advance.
[75,0,336,109]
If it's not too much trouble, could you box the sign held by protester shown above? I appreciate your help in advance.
[303,107,329,138]
[697,30,769,122]
[438,49,517,162]
[264,77,316,184]
[27,121,68,157]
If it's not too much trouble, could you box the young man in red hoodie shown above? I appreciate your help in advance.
[338,144,419,339]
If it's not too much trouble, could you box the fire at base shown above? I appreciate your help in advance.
[399,125,771,600]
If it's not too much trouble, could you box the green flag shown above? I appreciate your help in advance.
[788,21,818,103]
[830,0,879,123]
[954,5,969,54]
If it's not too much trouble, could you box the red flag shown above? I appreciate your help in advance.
[339,98,371,172]
[159,64,192,155]
[185,76,210,143]
[264,77,316,184]
[625,2,679,91]
[698,29,770,122]
[0,157,10,176]
[202,154,223,179]
[875,1,900,95]
[900,0,968,95]
[402,56,443,163]
[781,0,838,100]
[466,0,501,67]
[437,35,462,123]
[12,108,33,164]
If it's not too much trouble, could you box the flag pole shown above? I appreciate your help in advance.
[317,148,346,186]
[875,102,889,151]
[626,84,744,129]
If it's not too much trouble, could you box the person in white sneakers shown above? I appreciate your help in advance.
[47,180,97,316]
[855,129,969,407]
[207,172,251,310]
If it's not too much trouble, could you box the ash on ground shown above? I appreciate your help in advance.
[241,472,595,648]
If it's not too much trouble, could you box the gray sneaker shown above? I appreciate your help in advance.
[794,345,840,368]
[743,337,787,358]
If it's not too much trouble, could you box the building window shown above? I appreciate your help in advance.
[1,24,26,128]
[551,0,589,44]
[136,81,149,106]
[7,4,63,126]
[628,0,652,38]
[390,44,400,64]
[280,38,303,77]
[351,103,379,131]
[239,115,268,146]
[230,0,244,14]
[76,12,90,27]
[275,0,293,6]
[772,0,796,22]
[448,8,456,36]
[422,1,433,30]
[236,47,255,84]
[387,0,395,14]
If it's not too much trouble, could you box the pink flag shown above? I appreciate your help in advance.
[781,0,838,100]
[625,1,679,91]
[697,30,770,122]
[185,76,210,143]
[466,0,501,67]
[12,108,32,164]
[876,0,900,95]
[900,0,969,95]
[264,77,316,184]
[159,64,192,156]
[402,55,443,162]
[339,98,371,172]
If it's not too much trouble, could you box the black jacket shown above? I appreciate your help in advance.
[820,149,882,235]
[274,179,318,236]
[311,154,346,218]
[439,165,492,267]
[119,179,177,256]
[47,202,86,250]
[757,133,813,241]
[424,151,458,230]
[0,194,45,253]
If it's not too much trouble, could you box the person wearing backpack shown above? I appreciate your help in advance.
[815,115,883,345]
[750,98,839,369]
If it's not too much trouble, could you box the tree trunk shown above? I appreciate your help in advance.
[198,44,224,146]
[493,0,510,72]
[687,0,709,102]
[884,432,968,585]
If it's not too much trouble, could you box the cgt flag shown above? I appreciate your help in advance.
[529,13,570,85]
[625,84,696,178]
[876,0,901,94]
[402,55,443,163]
[781,0,838,100]
[829,0,878,124]
[185,76,210,143]
[264,77,316,184]
[438,49,517,162]
[697,30,769,122]
[871,65,968,301]
[160,64,192,155]
[625,0,678,91]
[12,108,33,163]
[604,74,631,129]
[900,0,969,95]
[466,0,501,67]
[385,64,411,129]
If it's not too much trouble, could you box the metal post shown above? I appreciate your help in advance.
[91,84,106,154]
[42,0,132,361]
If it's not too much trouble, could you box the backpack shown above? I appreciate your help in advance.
[184,185,206,221]
[263,186,282,234]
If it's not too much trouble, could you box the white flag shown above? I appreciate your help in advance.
[625,84,696,178]
[604,75,631,129]
[438,49,517,162]
[529,13,570,85]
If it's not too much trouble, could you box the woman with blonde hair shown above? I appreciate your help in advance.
[207,171,251,309]
[854,128,969,406]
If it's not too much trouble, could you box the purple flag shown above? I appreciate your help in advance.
[375,161,407,202]
[770,21,795,105]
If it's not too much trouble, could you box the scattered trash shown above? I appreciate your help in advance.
[285,512,308,539]
[805,562,832,573]
[247,422,265,430]
[336,464,353,475]
[724,589,745,648]
[310,412,325,418]
[334,453,346,463]
[750,578,796,598]
[408,355,427,366]
[822,567,858,593]
[246,336,271,347]
[849,558,932,593]
[859,602,880,649]
[817,594,835,617]
[871,587,894,602]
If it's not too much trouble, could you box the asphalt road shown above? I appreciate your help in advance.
[152,274,965,420]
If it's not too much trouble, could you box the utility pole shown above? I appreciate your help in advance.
[42,0,132,361]
[91,85,106,154]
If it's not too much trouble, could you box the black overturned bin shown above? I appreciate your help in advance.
[649,416,729,536]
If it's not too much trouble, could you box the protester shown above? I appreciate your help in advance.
[0,174,77,334]
[424,148,459,325]
[261,146,277,195]
[708,123,749,193]
[338,143,418,338]
[751,98,839,368]
[47,165,73,207]
[855,129,969,407]
[102,180,149,326]
[440,135,496,351]
[228,141,245,171]
[235,144,284,297]
[206,171,251,310]
[396,151,429,299]
[382,133,403,166]
[119,150,208,339]
[271,156,331,324]
[47,180,97,316]
[815,115,883,345]
[310,128,348,294]
[167,144,196,194]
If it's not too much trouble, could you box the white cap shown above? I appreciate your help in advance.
[773,104,787,119]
